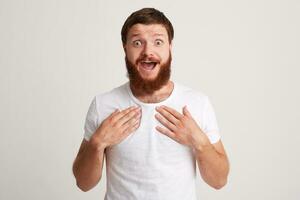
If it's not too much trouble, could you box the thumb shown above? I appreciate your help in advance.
[183,105,192,118]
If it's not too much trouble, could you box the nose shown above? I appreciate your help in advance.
[141,42,154,57]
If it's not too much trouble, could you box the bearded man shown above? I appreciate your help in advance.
[73,7,229,200]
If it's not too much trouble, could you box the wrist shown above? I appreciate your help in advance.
[193,134,212,153]
[89,136,107,152]
[194,142,213,154]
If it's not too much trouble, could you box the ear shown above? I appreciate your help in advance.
[123,44,127,53]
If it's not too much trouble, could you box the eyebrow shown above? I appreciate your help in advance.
[130,33,141,38]
[129,33,167,39]
[153,33,166,37]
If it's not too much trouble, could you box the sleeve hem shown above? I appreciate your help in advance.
[84,134,91,141]
[205,130,221,144]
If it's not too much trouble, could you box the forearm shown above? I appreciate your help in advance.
[73,140,105,192]
[194,143,229,189]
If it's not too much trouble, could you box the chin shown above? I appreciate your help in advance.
[125,53,171,94]
[141,76,157,81]
[138,66,160,79]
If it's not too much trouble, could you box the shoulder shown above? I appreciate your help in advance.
[87,82,130,122]
[93,82,129,104]
[174,82,209,105]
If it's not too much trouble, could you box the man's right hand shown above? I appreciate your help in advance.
[90,106,141,150]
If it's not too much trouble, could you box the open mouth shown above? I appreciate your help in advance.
[140,61,158,71]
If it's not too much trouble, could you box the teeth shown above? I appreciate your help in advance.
[140,61,156,70]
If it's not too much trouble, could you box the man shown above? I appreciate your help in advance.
[73,8,229,200]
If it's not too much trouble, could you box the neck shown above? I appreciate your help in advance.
[130,80,174,103]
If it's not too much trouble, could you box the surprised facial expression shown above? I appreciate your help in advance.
[124,24,172,81]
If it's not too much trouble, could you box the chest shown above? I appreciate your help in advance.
[105,106,195,168]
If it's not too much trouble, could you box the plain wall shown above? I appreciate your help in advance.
[1,0,299,199]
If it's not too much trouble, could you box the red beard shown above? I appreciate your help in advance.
[125,53,172,96]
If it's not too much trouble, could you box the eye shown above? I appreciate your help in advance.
[155,39,164,46]
[133,40,142,47]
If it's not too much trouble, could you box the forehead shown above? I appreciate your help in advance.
[127,23,168,38]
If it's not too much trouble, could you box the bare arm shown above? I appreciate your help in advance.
[72,139,106,192]
[72,106,141,192]
[155,105,230,189]
[194,139,230,189]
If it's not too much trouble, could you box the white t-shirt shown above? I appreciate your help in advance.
[83,81,220,200]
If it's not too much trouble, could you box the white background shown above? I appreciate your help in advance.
[1,0,299,199]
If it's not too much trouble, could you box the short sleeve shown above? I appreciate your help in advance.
[83,97,98,141]
[202,96,221,144]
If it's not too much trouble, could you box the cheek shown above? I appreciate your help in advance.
[126,50,141,62]
[161,49,171,61]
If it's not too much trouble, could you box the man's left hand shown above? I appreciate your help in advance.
[155,105,211,151]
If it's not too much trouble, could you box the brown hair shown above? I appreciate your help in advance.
[121,8,174,45]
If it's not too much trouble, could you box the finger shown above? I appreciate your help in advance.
[155,106,179,125]
[120,112,141,131]
[112,106,138,122]
[155,113,177,131]
[183,105,192,118]
[110,108,120,117]
[158,105,183,120]
[155,126,176,140]
[122,118,140,136]
[117,107,141,126]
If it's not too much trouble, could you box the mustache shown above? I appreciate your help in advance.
[125,53,172,95]
[135,54,160,64]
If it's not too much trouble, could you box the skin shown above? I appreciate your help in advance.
[73,23,229,192]
[124,24,175,102]
[72,106,142,191]
[124,24,171,81]
[155,105,230,189]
